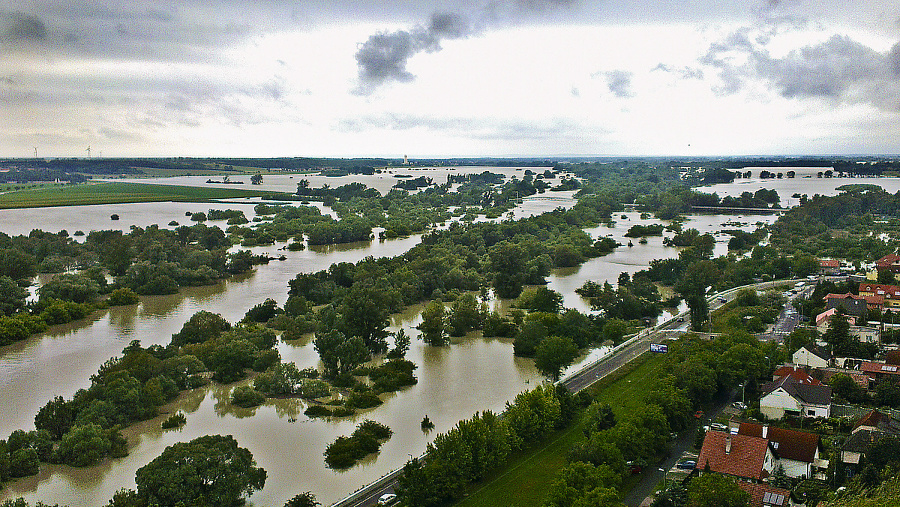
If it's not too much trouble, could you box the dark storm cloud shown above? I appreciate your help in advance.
[353,12,473,95]
[354,0,580,94]
[701,26,900,110]
[1,12,47,43]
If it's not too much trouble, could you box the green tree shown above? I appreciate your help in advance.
[567,432,625,472]
[37,273,100,304]
[602,319,628,342]
[135,435,266,507]
[52,424,114,467]
[387,329,411,359]
[171,311,231,347]
[418,300,448,346]
[517,287,564,313]
[447,294,484,336]
[0,276,27,316]
[514,320,549,357]
[877,269,896,285]
[687,473,750,507]
[874,381,900,408]
[491,242,527,299]
[829,373,867,404]
[504,384,561,445]
[284,492,320,507]
[793,255,820,278]
[231,386,265,408]
[824,311,860,357]
[34,395,75,440]
[543,462,622,507]
[534,335,579,381]
[313,331,370,379]
[250,173,263,185]
[107,287,139,306]
[340,285,391,353]
[0,248,37,280]
[675,260,720,331]
[7,448,39,478]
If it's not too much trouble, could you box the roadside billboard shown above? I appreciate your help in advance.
[650,343,668,353]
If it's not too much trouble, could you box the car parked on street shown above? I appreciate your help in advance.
[676,460,696,470]
[378,493,398,505]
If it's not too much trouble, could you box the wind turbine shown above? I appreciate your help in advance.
[33,147,37,158]
[86,146,91,159]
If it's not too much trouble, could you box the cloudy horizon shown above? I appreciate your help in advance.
[2,1,899,158]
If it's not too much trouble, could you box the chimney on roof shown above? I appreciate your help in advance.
[725,434,732,454]
[762,425,768,439]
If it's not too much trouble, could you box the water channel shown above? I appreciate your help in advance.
[0,169,888,505]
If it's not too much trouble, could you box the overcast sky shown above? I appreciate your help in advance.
[2,1,899,158]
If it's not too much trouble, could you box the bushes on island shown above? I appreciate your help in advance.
[324,420,392,469]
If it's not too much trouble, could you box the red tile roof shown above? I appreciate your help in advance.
[772,366,823,386]
[697,431,771,481]
[825,293,867,301]
[864,295,885,306]
[738,423,820,463]
[737,482,791,507]
[855,409,888,431]
[876,254,900,267]
[861,361,900,375]
[854,409,900,436]
[859,283,900,295]
[819,259,840,268]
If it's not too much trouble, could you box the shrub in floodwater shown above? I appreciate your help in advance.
[161,411,187,429]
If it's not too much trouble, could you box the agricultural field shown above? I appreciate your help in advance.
[0,182,269,208]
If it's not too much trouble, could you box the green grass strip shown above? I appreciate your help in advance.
[0,182,269,209]
[453,352,666,507]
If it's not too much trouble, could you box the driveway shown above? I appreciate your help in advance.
[622,388,738,507]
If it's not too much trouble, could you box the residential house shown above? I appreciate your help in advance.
[815,308,856,333]
[858,282,900,310]
[738,423,827,479]
[792,344,832,370]
[736,482,794,507]
[841,409,900,476]
[760,375,832,419]
[860,361,900,386]
[851,326,881,344]
[771,365,823,386]
[814,309,880,343]
[824,293,872,317]
[854,409,900,434]
[818,367,871,390]
[875,253,900,274]
[697,431,776,482]
[819,259,841,275]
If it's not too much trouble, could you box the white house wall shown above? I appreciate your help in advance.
[779,457,811,479]
[793,349,828,369]
[761,389,802,419]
